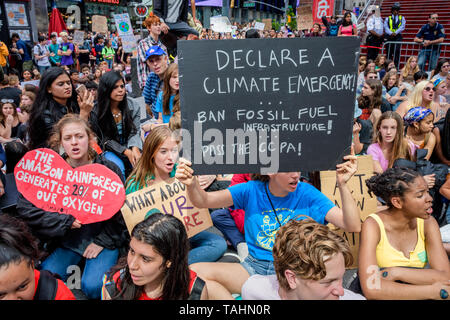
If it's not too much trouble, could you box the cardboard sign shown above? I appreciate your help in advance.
[72,30,85,46]
[297,5,314,31]
[320,155,376,269]
[92,15,108,34]
[262,18,272,30]
[177,37,360,175]
[14,148,125,224]
[121,178,213,238]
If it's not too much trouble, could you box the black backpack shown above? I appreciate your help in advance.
[25,41,37,66]
[34,270,58,300]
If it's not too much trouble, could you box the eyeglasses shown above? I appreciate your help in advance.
[424,86,434,91]
[1,99,14,103]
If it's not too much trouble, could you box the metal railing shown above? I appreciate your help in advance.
[357,0,378,24]
[380,41,450,72]
[356,0,383,43]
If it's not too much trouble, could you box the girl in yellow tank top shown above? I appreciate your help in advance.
[368,213,427,269]
[358,167,450,300]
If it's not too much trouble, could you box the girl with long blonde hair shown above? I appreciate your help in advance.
[399,56,420,85]
[396,80,434,118]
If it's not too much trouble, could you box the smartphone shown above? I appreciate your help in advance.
[76,84,87,97]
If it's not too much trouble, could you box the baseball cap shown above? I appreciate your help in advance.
[145,46,166,60]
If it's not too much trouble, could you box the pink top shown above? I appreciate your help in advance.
[367,142,417,171]
[339,24,356,36]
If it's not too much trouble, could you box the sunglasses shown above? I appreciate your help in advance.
[424,86,434,92]
[1,99,14,103]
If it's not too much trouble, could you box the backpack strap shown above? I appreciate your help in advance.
[34,270,58,300]
[102,270,124,300]
[188,276,205,300]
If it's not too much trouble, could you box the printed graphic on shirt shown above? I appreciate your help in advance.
[256,209,291,250]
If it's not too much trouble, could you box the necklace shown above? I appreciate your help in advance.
[112,111,122,118]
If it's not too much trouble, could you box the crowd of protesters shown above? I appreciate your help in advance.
[0,2,449,302]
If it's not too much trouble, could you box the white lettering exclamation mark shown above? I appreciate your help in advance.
[327,120,332,134]
[298,142,302,156]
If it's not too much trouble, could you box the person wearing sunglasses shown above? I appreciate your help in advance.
[396,80,435,118]
[414,13,445,72]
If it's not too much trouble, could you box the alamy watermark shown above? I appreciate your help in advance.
[173,121,281,174]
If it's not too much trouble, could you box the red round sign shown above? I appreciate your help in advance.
[14,148,126,224]
[135,5,148,18]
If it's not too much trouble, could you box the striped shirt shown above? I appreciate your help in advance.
[136,36,166,89]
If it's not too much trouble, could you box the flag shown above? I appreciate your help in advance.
[48,1,67,38]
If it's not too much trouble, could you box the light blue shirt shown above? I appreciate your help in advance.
[229,180,334,261]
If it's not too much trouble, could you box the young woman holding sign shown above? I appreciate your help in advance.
[0,214,76,300]
[16,114,128,300]
[125,126,227,265]
[174,147,361,298]
[102,212,209,300]
[90,71,142,179]
[358,167,450,300]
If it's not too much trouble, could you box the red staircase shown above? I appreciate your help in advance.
[379,0,450,69]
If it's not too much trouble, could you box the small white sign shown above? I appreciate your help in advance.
[254,22,265,31]
[210,16,232,33]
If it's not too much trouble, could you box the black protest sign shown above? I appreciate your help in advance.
[178,37,360,175]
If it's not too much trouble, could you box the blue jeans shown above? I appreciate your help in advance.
[103,151,125,180]
[106,59,113,69]
[211,208,245,249]
[38,65,50,75]
[418,47,441,72]
[240,254,275,276]
[188,230,227,265]
[40,246,119,299]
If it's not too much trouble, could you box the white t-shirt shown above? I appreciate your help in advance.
[241,274,366,300]
[33,44,51,67]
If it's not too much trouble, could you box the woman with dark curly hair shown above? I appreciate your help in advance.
[358,167,450,300]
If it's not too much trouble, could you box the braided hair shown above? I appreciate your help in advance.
[366,167,421,207]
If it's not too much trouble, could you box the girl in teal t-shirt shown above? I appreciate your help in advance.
[155,63,179,124]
